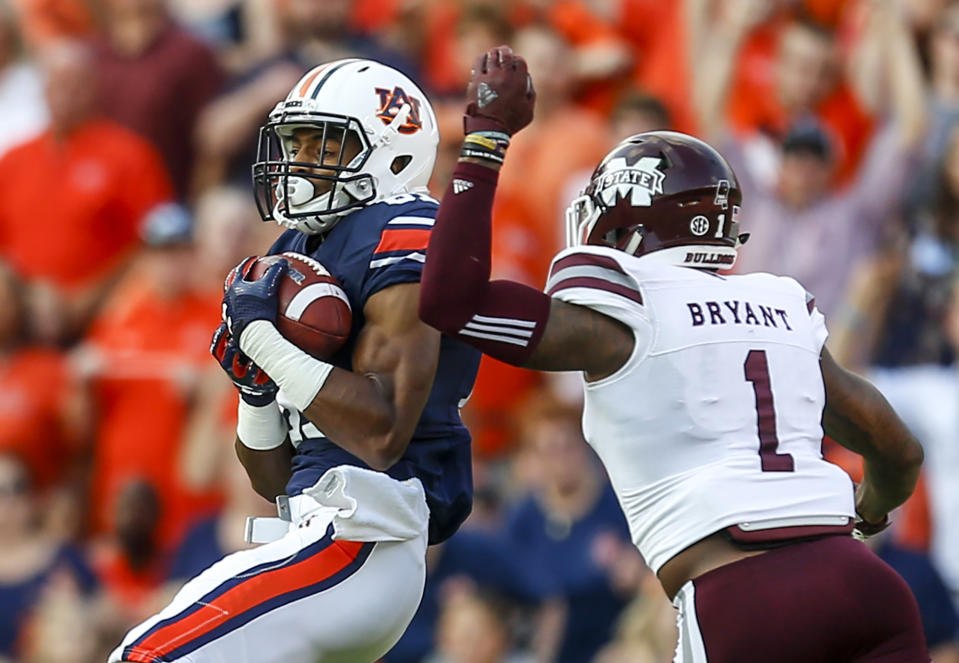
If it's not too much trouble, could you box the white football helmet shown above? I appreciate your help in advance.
[252,59,439,235]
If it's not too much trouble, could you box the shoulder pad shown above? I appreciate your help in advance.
[545,246,648,329]
[546,246,643,305]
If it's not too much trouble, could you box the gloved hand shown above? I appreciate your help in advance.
[852,511,890,542]
[210,322,279,406]
[464,45,536,137]
[222,256,288,343]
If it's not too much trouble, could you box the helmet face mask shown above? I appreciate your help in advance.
[253,112,376,235]
[565,131,747,268]
[252,59,439,236]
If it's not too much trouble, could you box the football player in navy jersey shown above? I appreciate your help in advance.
[420,47,928,662]
[110,60,480,663]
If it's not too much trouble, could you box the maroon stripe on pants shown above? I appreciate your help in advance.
[690,536,928,663]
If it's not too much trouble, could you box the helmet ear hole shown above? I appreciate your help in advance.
[390,155,412,174]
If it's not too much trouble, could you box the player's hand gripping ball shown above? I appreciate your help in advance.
[223,253,352,359]
[464,45,536,137]
[210,322,278,406]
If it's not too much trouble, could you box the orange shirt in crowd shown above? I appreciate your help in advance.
[724,19,873,184]
[619,0,697,134]
[85,273,222,545]
[498,107,609,269]
[91,543,169,620]
[0,121,172,291]
[11,0,93,47]
[0,348,75,490]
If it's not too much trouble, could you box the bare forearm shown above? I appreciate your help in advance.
[884,8,925,147]
[822,353,923,519]
[235,438,294,501]
[301,368,402,470]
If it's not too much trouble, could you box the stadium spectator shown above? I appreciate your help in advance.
[695,1,875,183]
[0,264,86,495]
[4,1,959,658]
[191,0,416,192]
[165,0,282,72]
[839,270,959,615]
[12,0,93,47]
[90,478,170,635]
[504,402,644,663]
[927,4,959,151]
[592,587,678,663]
[0,453,98,662]
[0,1,47,158]
[873,535,959,662]
[725,2,926,319]
[0,39,173,343]
[426,590,537,663]
[823,109,959,615]
[174,186,280,496]
[78,203,223,545]
[93,0,225,200]
[16,566,104,663]
[189,185,282,296]
[386,486,564,663]
[166,455,273,585]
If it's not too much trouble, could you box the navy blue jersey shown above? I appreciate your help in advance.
[267,193,480,544]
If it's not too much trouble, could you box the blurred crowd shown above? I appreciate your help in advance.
[1,0,959,661]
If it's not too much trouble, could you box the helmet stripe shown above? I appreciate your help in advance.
[296,65,330,97]
[310,59,361,99]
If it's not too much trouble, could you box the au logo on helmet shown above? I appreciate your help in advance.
[375,87,423,134]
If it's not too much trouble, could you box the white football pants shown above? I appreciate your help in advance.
[109,467,429,663]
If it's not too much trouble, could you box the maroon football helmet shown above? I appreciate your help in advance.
[565,131,747,268]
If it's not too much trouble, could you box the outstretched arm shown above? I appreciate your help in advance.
[820,348,923,525]
[418,46,633,381]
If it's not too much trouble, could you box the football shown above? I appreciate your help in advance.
[245,252,352,359]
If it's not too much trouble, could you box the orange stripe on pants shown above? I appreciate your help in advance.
[126,540,366,662]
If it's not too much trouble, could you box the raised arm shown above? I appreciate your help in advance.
[820,348,923,526]
[418,46,633,381]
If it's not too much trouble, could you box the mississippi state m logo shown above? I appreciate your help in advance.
[595,156,666,208]
[375,87,423,134]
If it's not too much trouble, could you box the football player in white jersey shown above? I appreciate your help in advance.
[420,46,928,662]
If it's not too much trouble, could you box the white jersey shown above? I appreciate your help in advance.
[545,245,855,572]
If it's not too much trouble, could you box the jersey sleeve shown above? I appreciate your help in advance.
[805,290,829,353]
[544,246,650,330]
[360,204,435,302]
[779,275,829,353]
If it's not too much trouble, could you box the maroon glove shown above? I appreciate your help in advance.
[464,45,536,137]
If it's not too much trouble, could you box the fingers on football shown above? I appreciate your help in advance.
[210,322,229,360]
[252,367,272,386]
[231,351,250,378]
[224,255,258,290]
[262,259,288,293]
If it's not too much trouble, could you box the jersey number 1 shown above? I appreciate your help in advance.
[744,350,795,472]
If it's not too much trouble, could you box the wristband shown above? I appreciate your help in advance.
[239,321,335,412]
[237,399,287,450]
[461,132,509,165]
